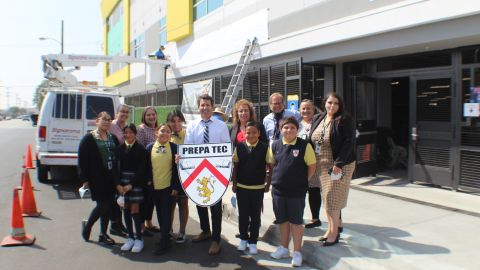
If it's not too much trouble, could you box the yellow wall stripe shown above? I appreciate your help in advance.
[102,0,130,87]
[101,0,120,18]
[167,0,193,42]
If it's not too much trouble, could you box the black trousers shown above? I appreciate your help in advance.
[141,187,155,222]
[153,188,172,246]
[196,199,222,243]
[86,200,112,235]
[237,188,264,244]
[110,198,122,225]
[308,187,321,220]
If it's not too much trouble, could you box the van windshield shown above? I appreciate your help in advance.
[86,96,115,120]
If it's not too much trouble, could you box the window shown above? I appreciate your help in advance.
[159,17,167,46]
[107,1,125,75]
[377,51,451,72]
[462,46,480,64]
[86,96,114,120]
[52,94,82,119]
[193,0,223,21]
[133,33,145,58]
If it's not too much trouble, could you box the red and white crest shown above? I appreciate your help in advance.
[178,143,232,207]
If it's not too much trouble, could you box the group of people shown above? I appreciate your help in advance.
[78,91,356,267]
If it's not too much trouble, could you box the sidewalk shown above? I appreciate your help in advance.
[219,174,480,270]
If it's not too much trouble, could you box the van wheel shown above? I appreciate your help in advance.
[37,164,49,183]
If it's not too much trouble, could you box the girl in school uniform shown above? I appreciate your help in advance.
[146,124,181,255]
[116,124,148,253]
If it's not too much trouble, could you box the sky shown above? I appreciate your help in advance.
[0,0,104,110]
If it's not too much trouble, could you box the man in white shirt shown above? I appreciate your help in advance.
[184,94,230,255]
[263,93,301,143]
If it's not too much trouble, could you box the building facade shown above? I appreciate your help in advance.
[101,0,480,191]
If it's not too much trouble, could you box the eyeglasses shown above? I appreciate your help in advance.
[120,110,129,114]
[100,117,112,122]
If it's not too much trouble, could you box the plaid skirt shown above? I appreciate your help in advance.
[311,119,356,211]
[120,171,144,204]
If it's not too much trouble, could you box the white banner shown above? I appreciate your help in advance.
[181,79,212,121]
[178,143,232,207]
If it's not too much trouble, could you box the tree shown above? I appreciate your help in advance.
[33,80,49,109]
[8,106,27,117]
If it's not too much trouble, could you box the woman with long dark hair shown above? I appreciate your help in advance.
[309,92,356,246]
[79,112,119,245]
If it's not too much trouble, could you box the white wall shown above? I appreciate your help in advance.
[168,0,480,79]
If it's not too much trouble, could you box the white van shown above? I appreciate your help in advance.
[36,87,121,182]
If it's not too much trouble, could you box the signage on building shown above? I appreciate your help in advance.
[464,103,480,117]
[287,94,299,111]
[177,143,232,207]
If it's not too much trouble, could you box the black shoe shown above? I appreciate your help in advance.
[82,220,91,242]
[146,226,161,233]
[142,230,153,237]
[98,234,116,245]
[153,242,170,255]
[110,226,127,237]
[305,220,322,228]
[338,226,344,233]
[319,236,328,242]
[322,234,340,247]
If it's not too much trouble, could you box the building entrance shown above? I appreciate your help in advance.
[377,77,409,177]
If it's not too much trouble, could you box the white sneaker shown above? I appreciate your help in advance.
[237,240,248,251]
[270,246,289,259]
[131,239,144,253]
[249,244,258,254]
[291,251,303,267]
[120,238,135,251]
[176,233,186,244]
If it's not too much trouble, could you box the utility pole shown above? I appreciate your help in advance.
[5,89,10,109]
[61,20,64,54]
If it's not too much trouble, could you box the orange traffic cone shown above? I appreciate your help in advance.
[24,144,34,169]
[1,189,36,246]
[17,171,37,191]
[21,170,41,217]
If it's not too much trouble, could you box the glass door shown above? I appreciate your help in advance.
[352,77,377,177]
[409,75,454,186]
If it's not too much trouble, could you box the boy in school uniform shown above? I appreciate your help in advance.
[232,121,272,255]
[269,116,316,267]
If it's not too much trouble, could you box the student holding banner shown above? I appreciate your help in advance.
[184,94,230,255]
[146,124,181,255]
[167,110,188,244]
[232,121,272,254]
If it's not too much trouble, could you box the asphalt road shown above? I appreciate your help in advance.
[0,120,312,270]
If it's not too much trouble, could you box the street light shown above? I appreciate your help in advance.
[39,20,64,54]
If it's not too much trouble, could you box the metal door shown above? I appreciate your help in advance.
[409,75,454,186]
[352,77,377,177]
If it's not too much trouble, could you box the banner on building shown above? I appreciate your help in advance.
[181,79,212,121]
[178,143,232,207]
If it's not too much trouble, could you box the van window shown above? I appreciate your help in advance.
[86,96,114,120]
[52,93,82,119]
